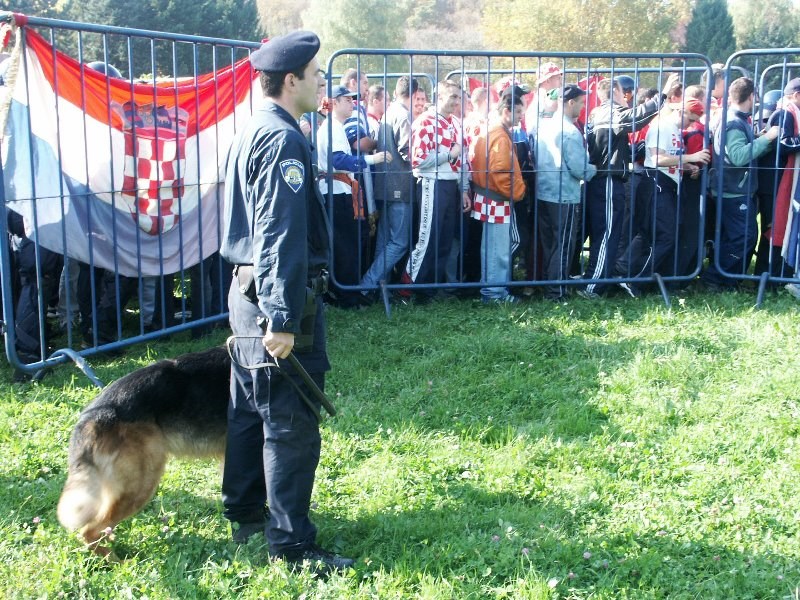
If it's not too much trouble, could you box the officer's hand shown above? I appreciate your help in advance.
[263,330,294,360]
[462,191,472,213]
[374,151,392,164]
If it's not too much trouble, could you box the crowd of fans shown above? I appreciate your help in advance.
[4,55,800,378]
[305,63,800,307]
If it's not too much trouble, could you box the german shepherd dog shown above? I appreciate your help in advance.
[57,346,231,556]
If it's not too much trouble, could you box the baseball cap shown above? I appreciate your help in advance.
[561,84,587,102]
[537,62,562,85]
[669,97,705,117]
[329,84,357,99]
[500,83,531,100]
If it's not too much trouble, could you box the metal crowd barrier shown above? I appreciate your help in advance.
[0,12,260,383]
[715,49,800,306]
[322,49,713,313]
[3,15,798,384]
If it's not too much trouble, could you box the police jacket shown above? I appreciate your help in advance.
[586,97,661,180]
[221,101,331,334]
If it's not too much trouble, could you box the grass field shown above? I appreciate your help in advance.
[1,289,799,599]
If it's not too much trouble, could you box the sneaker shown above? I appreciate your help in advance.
[279,543,355,578]
[577,289,601,300]
[618,282,641,299]
[785,283,800,300]
[231,520,265,544]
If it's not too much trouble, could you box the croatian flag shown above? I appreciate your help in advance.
[1,27,258,276]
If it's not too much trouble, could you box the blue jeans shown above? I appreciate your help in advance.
[480,219,512,300]
[362,201,412,288]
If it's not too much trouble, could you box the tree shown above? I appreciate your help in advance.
[483,0,689,54]
[255,0,307,38]
[65,0,262,77]
[682,0,736,63]
[6,0,68,19]
[730,0,799,51]
[302,0,408,74]
[728,0,800,91]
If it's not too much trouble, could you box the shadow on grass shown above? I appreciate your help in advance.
[335,480,798,598]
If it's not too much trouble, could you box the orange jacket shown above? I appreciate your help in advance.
[470,122,526,202]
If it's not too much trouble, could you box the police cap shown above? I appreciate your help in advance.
[250,31,320,73]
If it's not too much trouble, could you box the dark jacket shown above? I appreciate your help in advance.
[221,101,331,334]
[757,108,800,200]
[586,97,661,180]
[373,101,415,203]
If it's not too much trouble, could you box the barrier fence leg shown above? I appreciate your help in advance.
[653,274,671,309]
[755,271,770,309]
[37,349,105,388]
[379,280,392,319]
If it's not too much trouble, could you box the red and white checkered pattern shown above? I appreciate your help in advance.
[121,128,186,235]
[411,110,461,172]
[471,193,512,224]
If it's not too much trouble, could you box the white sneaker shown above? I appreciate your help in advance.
[784,283,800,300]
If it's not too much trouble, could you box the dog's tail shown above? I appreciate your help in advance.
[57,465,104,533]
[57,419,110,535]
[57,416,167,543]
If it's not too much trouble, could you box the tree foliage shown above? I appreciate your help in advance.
[7,0,68,19]
[256,0,307,38]
[482,0,689,55]
[302,0,408,73]
[62,0,261,76]
[730,0,800,51]
[682,0,736,63]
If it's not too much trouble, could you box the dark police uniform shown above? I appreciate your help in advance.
[220,92,332,557]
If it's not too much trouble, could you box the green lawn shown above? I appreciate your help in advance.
[1,289,799,599]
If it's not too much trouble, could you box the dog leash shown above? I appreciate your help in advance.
[225,335,337,419]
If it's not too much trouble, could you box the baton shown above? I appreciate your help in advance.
[225,335,337,418]
[285,352,337,417]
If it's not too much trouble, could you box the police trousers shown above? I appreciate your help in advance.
[222,283,323,557]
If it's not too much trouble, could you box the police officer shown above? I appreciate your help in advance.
[220,31,353,575]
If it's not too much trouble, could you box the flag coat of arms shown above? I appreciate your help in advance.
[1,27,258,276]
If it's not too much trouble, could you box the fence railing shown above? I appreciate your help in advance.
[2,12,799,383]
[0,11,259,382]
[713,49,800,305]
[323,49,715,312]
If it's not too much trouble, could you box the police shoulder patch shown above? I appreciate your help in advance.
[279,159,305,193]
